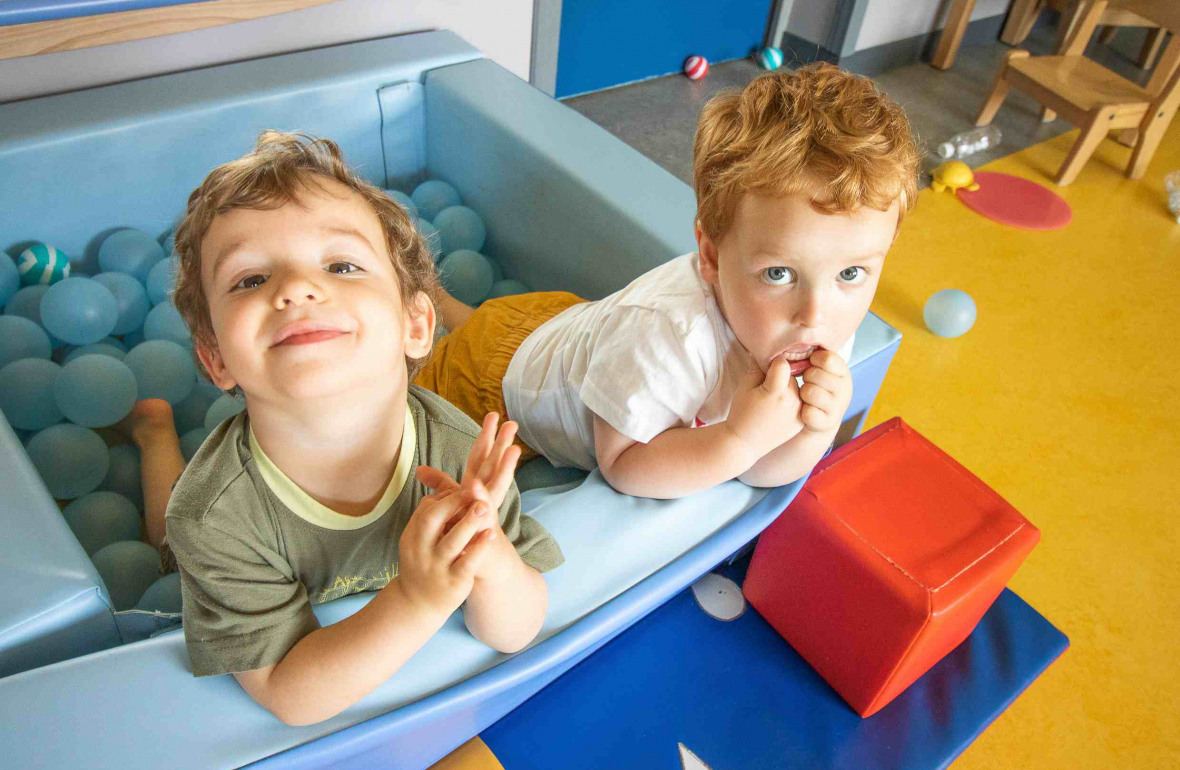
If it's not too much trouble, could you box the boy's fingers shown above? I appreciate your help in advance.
[437,503,492,562]
[762,356,794,394]
[801,366,840,397]
[476,421,518,481]
[465,412,500,480]
[487,444,521,504]
[415,492,474,539]
[417,466,461,494]
[810,349,850,376]
[799,382,833,408]
[450,529,495,580]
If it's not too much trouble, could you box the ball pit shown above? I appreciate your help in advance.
[62,491,141,556]
[25,423,110,500]
[90,540,161,611]
[412,179,461,221]
[98,229,166,283]
[0,315,52,367]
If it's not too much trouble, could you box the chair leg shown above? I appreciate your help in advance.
[977,50,1028,125]
[1138,27,1165,70]
[1115,128,1138,147]
[1056,109,1114,185]
[1002,0,1042,45]
[1128,108,1175,179]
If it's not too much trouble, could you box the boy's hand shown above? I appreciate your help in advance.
[415,413,522,585]
[798,349,853,433]
[725,355,804,456]
[397,491,495,614]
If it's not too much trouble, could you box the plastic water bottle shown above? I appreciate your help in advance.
[935,126,1002,160]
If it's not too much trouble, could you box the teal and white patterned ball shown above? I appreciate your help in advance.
[757,46,784,71]
[18,244,71,286]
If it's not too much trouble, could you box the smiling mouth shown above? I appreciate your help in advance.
[274,329,346,347]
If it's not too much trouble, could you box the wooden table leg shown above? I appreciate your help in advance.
[1002,0,1042,45]
[932,0,977,70]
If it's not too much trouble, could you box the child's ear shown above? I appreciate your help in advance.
[695,220,720,284]
[196,342,238,391]
[403,291,436,361]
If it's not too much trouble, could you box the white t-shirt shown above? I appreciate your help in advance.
[502,253,854,470]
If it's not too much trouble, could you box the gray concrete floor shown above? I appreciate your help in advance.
[562,26,1164,187]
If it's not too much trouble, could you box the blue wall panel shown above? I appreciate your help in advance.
[556,0,773,98]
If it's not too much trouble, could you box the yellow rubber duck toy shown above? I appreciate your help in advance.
[931,160,980,194]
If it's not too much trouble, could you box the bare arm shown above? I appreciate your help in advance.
[462,535,548,653]
[593,415,764,499]
[237,489,496,726]
[737,422,836,487]
[234,577,451,726]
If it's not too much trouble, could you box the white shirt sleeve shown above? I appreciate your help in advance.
[578,306,711,445]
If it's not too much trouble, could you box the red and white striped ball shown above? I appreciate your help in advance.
[683,55,709,81]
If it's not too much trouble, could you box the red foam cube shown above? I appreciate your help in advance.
[742,417,1040,717]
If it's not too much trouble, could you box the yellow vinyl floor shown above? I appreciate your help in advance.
[432,124,1180,769]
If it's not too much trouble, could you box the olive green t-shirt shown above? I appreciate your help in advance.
[166,385,563,677]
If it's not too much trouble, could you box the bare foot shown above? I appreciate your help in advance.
[118,399,178,448]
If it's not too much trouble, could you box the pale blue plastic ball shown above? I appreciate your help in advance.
[62,491,141,555]
[0,315,52,367]
[143,302,192,347]
[487,256,504,283]
[54,354,138,427]
[63,343,126,365]
[172,388,214,435]
[0,358,63,430]
[93,271,151,335]
[135,572,182,613]
[385,189,418,221]
[486,279,531,300]
[1,254,19,307]
[438,250,495,307]
[25,423,110,500]
[4,285,65,349]
[924,289,977,338]
[90,540,160,611]
[123,340,195,405]
[417,219,441,261]
[40,277,119,345]
[204,393,246,431]
[180,426,212,461]
[100,444,143,510]
[98,229,167,283]
[161,228,177,258]
[434,205,487,255]
[411,180,461,221]
[145,258,177,306]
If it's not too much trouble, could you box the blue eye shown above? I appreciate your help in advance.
[838,266,866,284]
[327,261,360,274]
[234,274,266,291]
[762,266,794,285]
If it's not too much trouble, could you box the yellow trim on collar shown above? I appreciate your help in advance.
[248,405,417,531]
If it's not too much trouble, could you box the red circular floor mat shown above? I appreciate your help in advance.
[956,171,1072,230]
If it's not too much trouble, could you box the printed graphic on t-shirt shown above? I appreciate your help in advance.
[314,563,399,603]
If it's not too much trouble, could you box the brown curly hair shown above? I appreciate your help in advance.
[171,131,439,382]
[693,63,920,242]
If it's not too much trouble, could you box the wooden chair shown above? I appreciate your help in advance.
[977,0,1180,185]
[1001,0,1166,68]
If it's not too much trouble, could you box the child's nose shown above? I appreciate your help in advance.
[792,289,823,327]
[270,268,324,309]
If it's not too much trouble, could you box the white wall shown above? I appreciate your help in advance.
[855,0,1009,51]
[0,0,533,104]
[786,0,840,46]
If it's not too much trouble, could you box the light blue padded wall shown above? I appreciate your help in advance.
[425,58,699,301]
